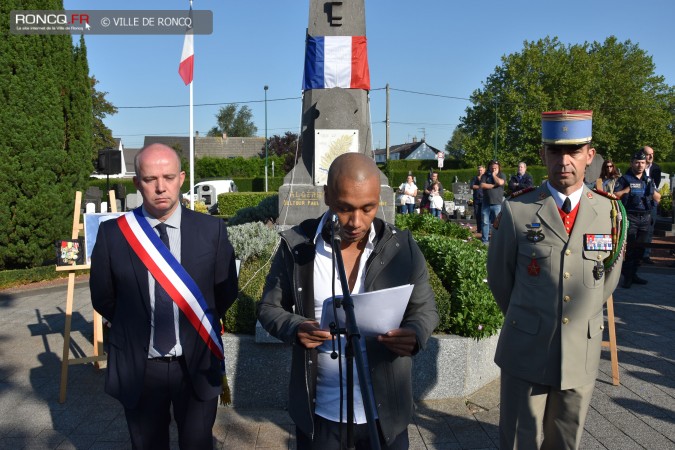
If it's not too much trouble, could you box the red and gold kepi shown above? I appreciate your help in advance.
[541,110,592,145]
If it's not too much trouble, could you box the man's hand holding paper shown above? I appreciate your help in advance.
[377,327,418,356]
[296,321,331,349]
[319,284,414,339]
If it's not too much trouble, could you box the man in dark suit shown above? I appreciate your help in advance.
[90,143,238,449]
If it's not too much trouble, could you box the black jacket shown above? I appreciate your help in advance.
[90,207,238,408]
[257,216,438,444]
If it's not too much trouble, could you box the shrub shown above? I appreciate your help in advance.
[223,255,270,334]
[415,235,502,338]
[196,155,286,179]
[0,265,75,290]
[426,260,452,333]
[658,183,672,217]
[217,192,276,217]
[395,213,473,240]
[192,200,209,214]
[222,220,280,334]
[226,194,279,226]
[227,222,280,263]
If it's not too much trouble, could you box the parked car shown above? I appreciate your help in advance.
[183,180,237,214]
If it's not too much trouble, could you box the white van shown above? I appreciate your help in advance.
[183,180,237,213]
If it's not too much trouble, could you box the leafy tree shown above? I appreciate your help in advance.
[207,104,257,137]
[0,1,93,269]
[460,36,674,167]
[263,131,302,173]
[91,75,118,153]
[445,127,468,159]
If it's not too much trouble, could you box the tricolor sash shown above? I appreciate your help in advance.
[117,208,224,360]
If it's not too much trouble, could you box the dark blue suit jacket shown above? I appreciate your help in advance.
[90,207,238,409]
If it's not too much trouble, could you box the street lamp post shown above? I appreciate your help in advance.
[264,85,269,192]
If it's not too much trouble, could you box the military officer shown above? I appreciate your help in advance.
[487,110,625,449]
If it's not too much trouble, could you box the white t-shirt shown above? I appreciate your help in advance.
[430,193,444,210]
[398,182,418,204]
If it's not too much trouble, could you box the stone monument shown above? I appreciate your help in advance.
[277,0,394,227]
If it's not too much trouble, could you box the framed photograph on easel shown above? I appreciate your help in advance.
[55,238,85,266]
[83,212,124,265]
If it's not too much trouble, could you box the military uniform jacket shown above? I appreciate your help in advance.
[487,183,623,390]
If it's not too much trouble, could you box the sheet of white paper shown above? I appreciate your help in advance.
[319,284,414,337]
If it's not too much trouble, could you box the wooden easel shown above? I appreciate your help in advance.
[57,190,118,403]
[601,295,620,385]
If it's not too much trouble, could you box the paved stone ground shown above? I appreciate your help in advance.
[0,267,673,449]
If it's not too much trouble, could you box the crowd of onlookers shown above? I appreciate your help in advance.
[396,171,446,217]
[397,160,535,244]
[397,150,673,269]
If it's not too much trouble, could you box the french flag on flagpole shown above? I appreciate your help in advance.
[178,7,194,85]
[303,35,370,91]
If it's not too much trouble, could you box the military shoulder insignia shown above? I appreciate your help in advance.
[509,187,535,200]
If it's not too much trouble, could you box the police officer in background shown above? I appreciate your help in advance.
[614,150,661,288]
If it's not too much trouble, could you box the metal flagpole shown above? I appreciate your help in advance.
[189,0,194,210]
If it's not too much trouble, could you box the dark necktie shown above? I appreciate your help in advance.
[153,223,176,355]
[562,197,572,214]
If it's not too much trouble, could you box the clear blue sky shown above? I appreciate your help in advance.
[64,0,675,151]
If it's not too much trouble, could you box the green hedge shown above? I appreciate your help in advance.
[415,235,502,339]
[395,213,473,240]
[394,213,501,338]
[217,192,277,217]
[195,155,286,179]
[227,195,279,226]
[87,178,137,195]
[387,167,551,191]
[382,159,466,172]
[230,177,285,192]
[0,265,77,290]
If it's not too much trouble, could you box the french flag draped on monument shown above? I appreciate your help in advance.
[303,35,370,90]
[178,7,194,85]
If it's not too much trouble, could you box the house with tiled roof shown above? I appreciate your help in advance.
[372,138,445,163]
[92,135,267,179]
[143,135,265,160]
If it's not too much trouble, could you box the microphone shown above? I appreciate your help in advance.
[330,213,341,245]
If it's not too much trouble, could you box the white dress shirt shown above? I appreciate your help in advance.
[142,206,183,358]
[312,212,378,424]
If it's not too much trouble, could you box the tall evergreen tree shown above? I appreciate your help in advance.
[91,75,118,153]
[0,1,93,269]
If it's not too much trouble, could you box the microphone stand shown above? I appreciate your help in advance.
[330,218,381,450]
